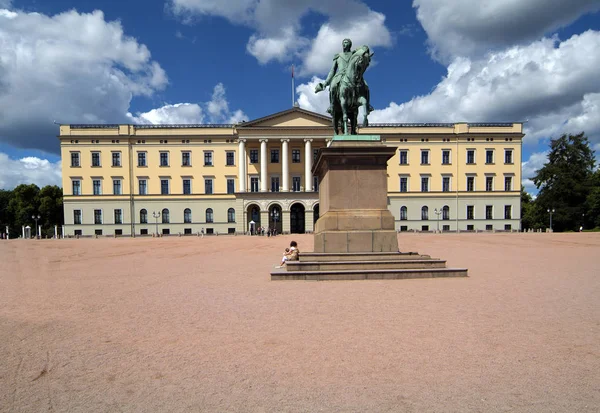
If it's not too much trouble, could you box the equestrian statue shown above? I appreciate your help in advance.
[314,38,374,135]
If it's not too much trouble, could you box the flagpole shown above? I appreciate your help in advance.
[291,64,295,106]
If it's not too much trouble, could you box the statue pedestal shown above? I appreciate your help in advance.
[312,138,398,253]
[270,137,468,280]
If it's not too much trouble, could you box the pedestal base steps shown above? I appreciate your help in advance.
[271,252,468,281]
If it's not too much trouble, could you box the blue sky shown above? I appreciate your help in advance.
[1,0,599,192]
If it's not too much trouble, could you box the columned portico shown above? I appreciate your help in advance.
[304,138,313,191]
[281,138,290,192]
[260,139,268,192]
[238,138,247,192]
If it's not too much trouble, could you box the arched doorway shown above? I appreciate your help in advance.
[246,204,261,234]
[290,203,305,234]
[313,203,320,231]
[268,204,282,235]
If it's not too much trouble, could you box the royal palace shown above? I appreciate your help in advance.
[59,107,523,236]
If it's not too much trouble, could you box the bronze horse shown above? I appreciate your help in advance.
[331,45,373,135]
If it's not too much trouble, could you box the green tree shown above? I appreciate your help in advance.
[532,132,596,231]
[7,184,40,237]
[0,189,13,237]
[584,169,600,229]
[520,186,544,230]
[38,185,64,237]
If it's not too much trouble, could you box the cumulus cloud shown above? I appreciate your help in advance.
[521,151,549,193]
[0,153,62,190]
[169,0,393,74]
[0,7,167,153]
[129,83,248,125]
[413,0,600,61]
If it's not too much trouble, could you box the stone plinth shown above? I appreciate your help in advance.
[312,139,398,253]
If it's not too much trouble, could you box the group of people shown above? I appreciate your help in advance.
[252,226,278,237]
[276,240,299,268]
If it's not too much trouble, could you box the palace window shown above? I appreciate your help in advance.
[486,150,494,164]
[467,149,475,164]
[226,151,235,166]
[138,152,147,167]
[421,150,429,165]
[400,206,407,221]
[72,180,81,195]
[442,205,450,220]
[292,176,301,192]
[205,178,213,195]
[399,150,408,165]
[292,149,301,163]
[73,210,82,225]
[505,205,512,219]
[206,208,214,223]
[505,149,513,164]
[249,149,259,164]
[442,150,451,165]
[271,149,280,163]
[184,208,192,224]
[182,152,191,166]
[161,179,169,195]
[228,208,236,223]
[71,152,80,167]
[204,151,213,166]
[421,206,429,220]
[271,176,280,192]
[313,148,319,163]
[112,152,121,167]
[466,205,474,220]
[400,177,408,193]
[442,176,450,192]
[162,208,170,224]
[467,176,475,192]
[113,179,122,195]
[486,205,493,220]
[250,176,259,193]
[160,152,169,167]
[93,179,102,195]
[183,179,191,195]
[91,152,101,167]
[140,209,148,224]
[313,176,319,192]
[421,176,429,192]
[505,176,513,191]
[138,179,147,195]
[486,176,493,192]
[94,209,102,225]
[114,209,122,224]
[227,179,235,194]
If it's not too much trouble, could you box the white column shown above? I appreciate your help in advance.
[304,138,313,191]
[260,139,268,192]
[238,139,247,192]
[281,138,290,192]
[54,225,58,239]
[22,225,25,239]
[62,225,65,239]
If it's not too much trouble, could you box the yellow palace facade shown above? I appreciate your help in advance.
[59,107,523,236]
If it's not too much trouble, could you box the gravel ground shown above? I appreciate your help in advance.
[1,233,599,412]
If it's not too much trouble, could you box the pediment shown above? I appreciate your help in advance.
[239,107,332,128]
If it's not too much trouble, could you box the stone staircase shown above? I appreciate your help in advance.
[271,252,468,281]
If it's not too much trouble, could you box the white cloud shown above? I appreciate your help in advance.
[522,151,549,193]
[413,0,600,61]
[0,153,61,190]
[0,8,167,153]
[361,32,600,147]
[0,0,12,9]
[169,0,393,75]
[128,103,204,124]
[296,76,328,114]
[129,83,248,125]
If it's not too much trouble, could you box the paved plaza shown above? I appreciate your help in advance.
[1,233,599,412]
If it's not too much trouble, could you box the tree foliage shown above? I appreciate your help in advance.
[526,132,599,231]
[0,184,63,238]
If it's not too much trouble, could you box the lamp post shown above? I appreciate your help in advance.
[31,214,41,239]
[434,208,442,233]
[152,211,161,236]
[547,208,555,232]
[271,209,280,236]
